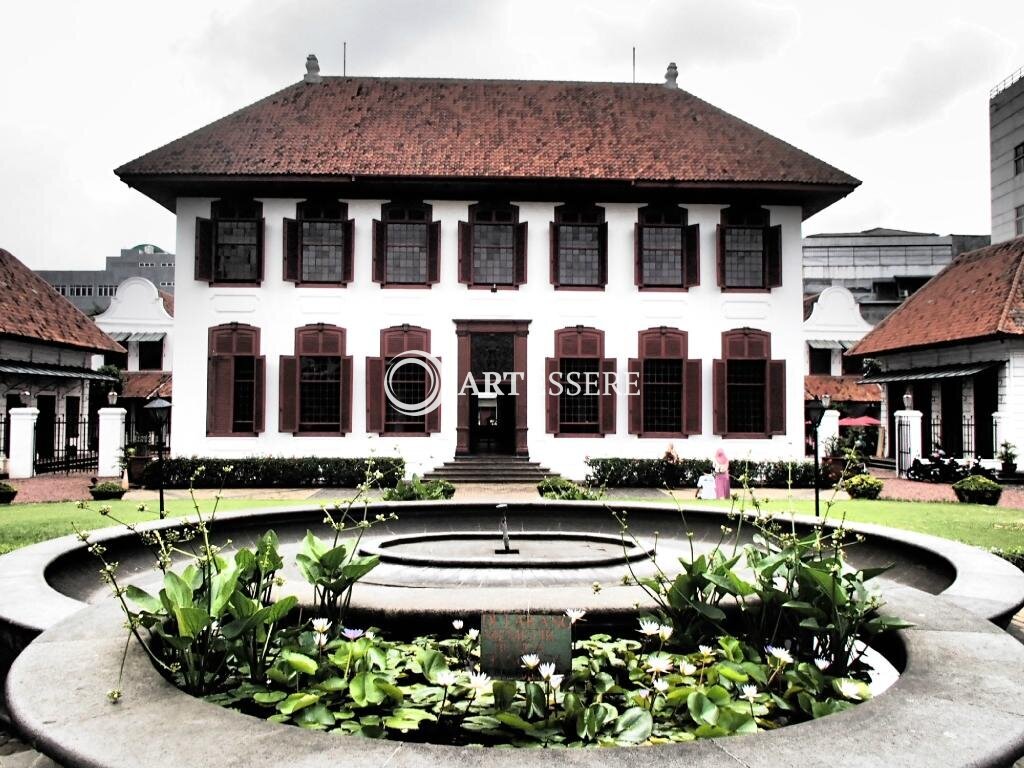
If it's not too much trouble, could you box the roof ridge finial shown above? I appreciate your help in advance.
[664,62,678,89]
[304,54,322,84]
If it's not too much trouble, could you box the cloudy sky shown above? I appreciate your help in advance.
[2,0,1022,268]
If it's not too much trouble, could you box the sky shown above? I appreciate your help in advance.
[1,0,1022,268]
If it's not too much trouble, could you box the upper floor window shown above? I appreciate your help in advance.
[278,325,352,435]
[628,328,702,436]
[68,285,93,297]
[366,326,440,435]
[372,202,440,287]
[138,339,164,371]
[712,328,786,438]
[550,204,607,289]
[716,207,781,291]
[1015,143,1024,175]
[635,205,700,289]
[206,324,265,436]
[195,199,264,284]
[96,285,117,297]
[459,203,527,288]
[808,346,832,375]
[1016,205,1024,237]
[545,327,616,436]
[284,200,354,285]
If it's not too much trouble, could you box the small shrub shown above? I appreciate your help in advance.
[842,474,883,500]
[0,481,15,492]
[382,476,455,501]
[586,457,817,488]
[138,456,404,489]
[951,474,1002,505]
[92,481,124,493]
[537,476,603,500]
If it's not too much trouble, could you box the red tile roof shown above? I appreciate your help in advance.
[158,290,174,317]
[851,237,1024,356]
[804,375,882,403]
[121,371,172,399]
[116,77,858,193]
[0,249,124,353]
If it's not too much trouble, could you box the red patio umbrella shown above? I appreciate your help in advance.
[838,415,881,427]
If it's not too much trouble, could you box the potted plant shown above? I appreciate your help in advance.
[842,473,883,500]
[89,480,127,501]
[952,474,1003,506]
[0,481,17,504]
[997,441,1017,476]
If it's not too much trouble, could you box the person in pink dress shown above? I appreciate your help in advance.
[713,448,731,499]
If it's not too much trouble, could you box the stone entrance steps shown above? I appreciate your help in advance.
[422,456,557,484]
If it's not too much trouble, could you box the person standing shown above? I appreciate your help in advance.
[713,448,731,499]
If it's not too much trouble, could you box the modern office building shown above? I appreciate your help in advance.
[991,67,1024,244]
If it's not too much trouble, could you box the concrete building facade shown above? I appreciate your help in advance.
[991,67,1024,244]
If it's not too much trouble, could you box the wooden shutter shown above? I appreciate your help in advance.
[255,218,266,283]
[283,218,300,282]
[427,220,441,284]
[766,224,783,288]
[545,357,559,433]
[206,355,233,435]
[425,394,441,434]
[725,331,748,359]
[683,359,702,435]
[684,223,700,287]
[716,224,726,288]
[253,356,266,433]
[514,222,528,285]
[767,359,786,435]
[634,224,643,287]
[366,357,385,433]
[372,220,385,283]
[195,217,214,282]
[342,219,355,283]
[278,355,298,433]
[598,221,609,287]
[579,329,602,357]
[600,357,616,434]
[549,222,560,286]
[458,221,472,284]
[712,359,727,435]
[340,356,353,434]
[628,358,642,434]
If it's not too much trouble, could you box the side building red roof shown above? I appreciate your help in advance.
[850,237,1024,356]
[0,249,124,354]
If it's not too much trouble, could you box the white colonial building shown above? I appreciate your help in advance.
[114,59,858,479]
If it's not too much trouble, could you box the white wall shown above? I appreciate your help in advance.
[94,277,174,371]
[172,198,808,479]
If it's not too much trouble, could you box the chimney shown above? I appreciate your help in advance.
[304,54,322,84]
[664,62,678,89]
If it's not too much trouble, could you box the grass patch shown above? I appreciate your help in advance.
[0,499,305,555]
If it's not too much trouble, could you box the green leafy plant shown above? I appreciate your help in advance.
[0,481,16,492]
[841,474,883,500]
[586,458,817,489]
[382,476,455,501]
[997,441,1017,463]
[951,474,1002,505]
[537,477,603,501]
[137,456,404,490]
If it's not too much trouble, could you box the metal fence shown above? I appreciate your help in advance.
[896,418,912,477]
[33,417,98,475]
[0,413,8,459]
[961,416,975,457]
[929,415,942,455]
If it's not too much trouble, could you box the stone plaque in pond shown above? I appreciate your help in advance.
[480,612,572,677]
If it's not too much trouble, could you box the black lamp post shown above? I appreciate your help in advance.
[807,393,832,518]
[144,397,171,518]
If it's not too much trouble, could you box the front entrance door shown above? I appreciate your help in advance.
[469,385,516,454]
[35,395,56,461]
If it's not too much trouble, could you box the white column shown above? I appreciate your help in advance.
[894,409,923,477]
[8,407,39,479]
[98,407,127,479]
[816,409,840,461]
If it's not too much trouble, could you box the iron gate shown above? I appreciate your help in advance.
[896,418,912,477]
[34,416,98,474]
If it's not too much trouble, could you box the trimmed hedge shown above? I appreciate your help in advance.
[138,456,405,490]
[585,457,818,489]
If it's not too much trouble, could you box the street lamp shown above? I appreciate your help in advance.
[144,397,171,518]
[807,393,832,518]
[107,389,118,406]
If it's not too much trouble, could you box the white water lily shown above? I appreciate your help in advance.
[452,619,464,631]
[638,618,660,636]
[467,672,491,692]
[313,631,329,649]
[698,644,715,657]
[565,608,587,624]
[740,684,758,703]
[814,657,830,671]
[538,662,556,680]
[521,653,540,670]
[467,628,480,641]
[653,678,669,693]
[311,618,332,634]
[647,655,673,675]
[636,688,651,701]
[657,624,673,641]
[549,674,564,690]
[435,670,459,688]
[837,679,864,700]
[766,645,794,665]
[679,661,697,676]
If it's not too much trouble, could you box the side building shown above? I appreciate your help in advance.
[36,244,175,315]
[113,59,859,480]
[991,67,1024,244]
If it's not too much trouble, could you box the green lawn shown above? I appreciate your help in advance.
[0,499,305,555]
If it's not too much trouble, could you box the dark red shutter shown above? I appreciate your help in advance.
[253,356,266,433]
[278,355,298,433]
[372,220,385,283]
[195,217,214,282]
[283,218,300,282]
[767,359,786,435]
[549,222,559,286]
[206,355,232,435]
[766,224,783,288]
[628,358,642,434]
[599,357,616,434]
[725,331,747,359]
[598,221,608,287]
[716,224,726,288]
[458,220,472,284]
[684,223,700,287]
[366,357,385,433]
[342,219,355,283]
[634,224,643,288]
[255,218,265,283]
[514,222,528,285]
[712,359,727,435]
[427,220,441,284]
[683,359,702,435]
[340,356,353,434]
[545,357,559,433]
[425,393,441,434]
